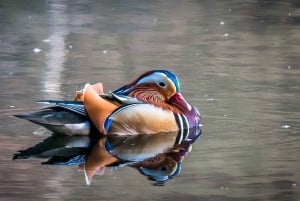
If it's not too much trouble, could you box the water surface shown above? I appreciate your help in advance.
[0,0,299,200]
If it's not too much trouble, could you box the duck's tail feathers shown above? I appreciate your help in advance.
[14,107,90,135]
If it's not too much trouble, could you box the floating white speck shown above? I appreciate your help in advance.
[288,12,292,16]
[224,33,229,37]
[220,186,229,190]
[28,15,32,19]
[220,21,224,25]
[69,45,73,49]
[102,50,108,54]
[288,65,291,69]
[281,124,290,129]
[292,183,296,187]
[33,48,42,53]
[33,127,52,136]
[42,39,51,43]
[228,8,232,12]
[206,98,215,101]
[10,105,15,108]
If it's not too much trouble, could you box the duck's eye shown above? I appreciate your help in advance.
[161,166,168,171]
[158,82,166,88]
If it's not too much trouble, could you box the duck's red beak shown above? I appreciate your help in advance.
[169,93,191,112]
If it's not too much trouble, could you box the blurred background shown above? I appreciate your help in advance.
[0,0,299,200]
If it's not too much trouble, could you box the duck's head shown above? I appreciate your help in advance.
[113,70,191,113]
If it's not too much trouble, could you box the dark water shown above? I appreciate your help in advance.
[1,0,300,200]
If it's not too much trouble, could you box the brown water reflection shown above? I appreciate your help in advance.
[1,0,300,200]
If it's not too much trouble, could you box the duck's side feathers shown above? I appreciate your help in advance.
[105,104,178,135]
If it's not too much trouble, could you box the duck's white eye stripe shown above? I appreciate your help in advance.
[137,72,168,85]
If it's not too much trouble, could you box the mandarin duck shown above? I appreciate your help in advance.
[14,70,202,185]
[15,70,201,136]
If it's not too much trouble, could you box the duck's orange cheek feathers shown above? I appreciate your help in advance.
[128,85,181,114]
[128,84,160,100]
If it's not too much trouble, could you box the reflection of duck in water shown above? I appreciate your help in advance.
[84,126,201,185]
[13,126,201,185]
[14,70,202,185]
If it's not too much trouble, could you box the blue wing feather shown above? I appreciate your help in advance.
[38,100,86,116]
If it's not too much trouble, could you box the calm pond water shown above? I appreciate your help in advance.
[1,0,300,200]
